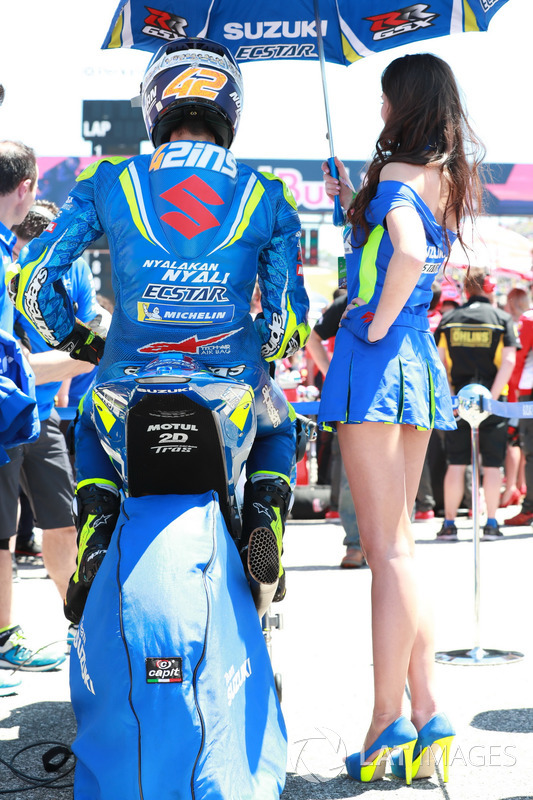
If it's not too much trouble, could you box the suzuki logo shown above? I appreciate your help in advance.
[160,175,223,239]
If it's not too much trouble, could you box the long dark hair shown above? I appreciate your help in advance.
[349,53,485,254]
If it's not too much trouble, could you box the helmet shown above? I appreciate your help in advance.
[141,38,243,149]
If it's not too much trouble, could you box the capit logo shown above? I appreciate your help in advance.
[365,4,438,40]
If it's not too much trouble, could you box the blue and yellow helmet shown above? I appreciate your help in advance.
[141,37,243,149]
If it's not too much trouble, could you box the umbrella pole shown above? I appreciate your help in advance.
[313,0,344,226]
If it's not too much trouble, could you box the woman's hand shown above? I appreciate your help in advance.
[321,157,355,212]
[341,298,385,344]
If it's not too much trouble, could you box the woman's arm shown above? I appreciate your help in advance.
[365,204,427,341]
[321,157,355,211]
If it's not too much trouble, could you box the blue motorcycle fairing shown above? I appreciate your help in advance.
[75,354,296,494]
[90,355,257,502]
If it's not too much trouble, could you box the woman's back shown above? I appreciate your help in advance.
[379,162,455,231]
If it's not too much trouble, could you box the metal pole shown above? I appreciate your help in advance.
[470,424,484,659]
[435,385,524,666]
[313,0,335,158]
[313,0,344,226]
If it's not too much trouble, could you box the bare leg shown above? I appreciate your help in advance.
[501,444,520,505]
[401,428,439,730]
[443,464,467,520]
[338,422,431,752]
[42,526,78,601]
[0,547,13,629]
[482,466,503,520]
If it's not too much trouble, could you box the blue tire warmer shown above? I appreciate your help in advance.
[69,492,287,799]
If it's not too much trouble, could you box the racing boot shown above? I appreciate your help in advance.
[64,481,120,624]
[240,475,291,617]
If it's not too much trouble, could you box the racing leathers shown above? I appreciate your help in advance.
[13,140,310,618]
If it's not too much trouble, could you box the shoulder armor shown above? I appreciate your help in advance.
[76,157,128,182]
[259,171,298,211]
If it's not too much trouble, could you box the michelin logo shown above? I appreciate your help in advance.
[139,302,235,324]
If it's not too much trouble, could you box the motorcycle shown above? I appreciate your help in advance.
[69,354,289,800]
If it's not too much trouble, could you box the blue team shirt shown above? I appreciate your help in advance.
[0,221,16,335]
[345,181,456,317]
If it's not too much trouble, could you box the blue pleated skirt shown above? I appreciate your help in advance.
[318,311,456,431]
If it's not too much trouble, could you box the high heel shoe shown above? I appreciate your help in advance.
[390,712,455,782]
[345,716,417,784]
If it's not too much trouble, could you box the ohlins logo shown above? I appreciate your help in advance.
[450,328,492,348]
[143,7,187,41]
[365,4,438,40]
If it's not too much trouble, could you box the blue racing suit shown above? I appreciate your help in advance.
[14,141,310,488]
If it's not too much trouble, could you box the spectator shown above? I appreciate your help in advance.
[438,279,462,315]
[499,288,530,509]
[0,141,66,686]
[8,200,98,554]
[436,267,517,540]
[306,292,365,567]
[504,300,533,525]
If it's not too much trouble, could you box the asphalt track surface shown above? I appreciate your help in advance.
[1,507,532,799]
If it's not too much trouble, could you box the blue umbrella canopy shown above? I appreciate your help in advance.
[103,1,510,62]
[102,1,510,223]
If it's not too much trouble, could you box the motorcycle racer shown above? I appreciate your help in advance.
[10,38,310,621]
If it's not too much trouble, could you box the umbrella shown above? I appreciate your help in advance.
[102,1,511,223]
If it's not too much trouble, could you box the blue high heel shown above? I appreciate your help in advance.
[346,716,418,784]
[391,712,456,782]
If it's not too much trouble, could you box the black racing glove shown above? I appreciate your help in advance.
[57,320,105,365]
